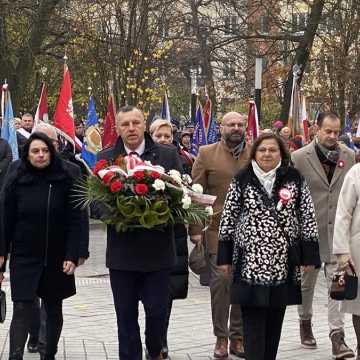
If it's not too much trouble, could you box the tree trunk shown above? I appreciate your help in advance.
[280,0,325,123]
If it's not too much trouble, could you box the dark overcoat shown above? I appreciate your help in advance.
[0,157,82,301]
[170,224,189,299]
[0,139,12,189]
[96,133,184,272]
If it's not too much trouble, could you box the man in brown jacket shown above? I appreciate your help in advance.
[190,112,250,359]
[292,112,356,359]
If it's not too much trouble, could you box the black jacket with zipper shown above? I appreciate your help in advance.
[0,157,83,301]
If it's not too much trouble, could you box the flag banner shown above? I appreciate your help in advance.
[300,96,309,143]
[288,75,303,137]
[160,92,171,122]
[53,65,77,149]
[246,100,260,143]
[102,94,117,149]
[81,96,102,168]
[203,94,212,135]
[1,87,18,160]
[207,117,218,144]
[342,112,355,149]
[191,105,207,156]
[34,82,49,128]
[288,74,304,137]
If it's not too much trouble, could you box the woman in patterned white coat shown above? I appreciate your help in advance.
[218,133,321,360]
[333,163,360,359]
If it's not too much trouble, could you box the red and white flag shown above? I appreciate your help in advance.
[34,83,49,127]
[53,64,77,149]
[300,95,309,143]
[246,100,259,143]
[102,94,117,149]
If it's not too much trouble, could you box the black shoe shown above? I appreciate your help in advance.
[40,356,55,360]
[27,342,39,353]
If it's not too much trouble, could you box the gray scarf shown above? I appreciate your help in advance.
[315,138,340,165]
[228,135,246,159]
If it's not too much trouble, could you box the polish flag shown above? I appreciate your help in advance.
[34,83,49,127]
[301,96,309,143]
[246,100,259,143]
[53,65,78,150]
[102,94,117,149]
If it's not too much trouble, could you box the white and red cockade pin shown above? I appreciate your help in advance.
[337,160,345,169]
[276,188,292,211]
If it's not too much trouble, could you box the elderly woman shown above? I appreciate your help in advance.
[149,118,189,359]
[333,163,360,359]
[0,132,84,360]
[218,133,321,360]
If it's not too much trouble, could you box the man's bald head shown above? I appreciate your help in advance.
[222,112,247,125]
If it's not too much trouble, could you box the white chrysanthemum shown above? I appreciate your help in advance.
[205,206,213,216]
[181,195,192,209]
[191,183,203,194]
[169,169,182,181]
[152,179,166,191]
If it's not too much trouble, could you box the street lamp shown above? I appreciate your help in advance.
[255,57,262,124]
[190,66,199,124]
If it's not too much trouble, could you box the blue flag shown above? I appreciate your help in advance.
[190,106,207,156]
[1,93,18,160]
[81,96,101,168]
[161,92,171,122]
[342,112,355,150]
[207,117,218,144]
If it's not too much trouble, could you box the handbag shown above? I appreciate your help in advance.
[0,282,6,323]
[330,262,358,301]
[189,243,207,275]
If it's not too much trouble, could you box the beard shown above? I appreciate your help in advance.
[224,131,244,147]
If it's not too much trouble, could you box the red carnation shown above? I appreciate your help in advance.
[150,171,160,179]
[102,171,116,185]
[135,183,149,195]
[133,171,145,181]
[93,159,108,175]
[110,180,123,193]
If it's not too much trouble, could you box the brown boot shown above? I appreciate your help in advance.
[150,355,163,360]
[330,329,355,359]
[214,337,228,359]
[230,338,245,358]
[300,319,317,349]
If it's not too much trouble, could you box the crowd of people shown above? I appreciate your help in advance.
[0,108,360,360]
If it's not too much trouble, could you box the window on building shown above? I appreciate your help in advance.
[223,60,236,78]
[260,15,270,33]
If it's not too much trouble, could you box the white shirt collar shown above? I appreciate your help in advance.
[124,139,145,156]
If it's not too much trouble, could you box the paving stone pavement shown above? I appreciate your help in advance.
[0,223,358,359]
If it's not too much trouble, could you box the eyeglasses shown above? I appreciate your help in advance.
[257,147,280,154]
[223,123,246,129]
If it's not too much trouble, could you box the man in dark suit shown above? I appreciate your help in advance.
[97,105,183,360]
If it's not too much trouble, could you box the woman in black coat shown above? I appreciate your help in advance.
[0,133,83,360]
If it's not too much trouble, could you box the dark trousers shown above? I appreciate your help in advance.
[110,269,171,360]
[28,297,40,344]
[9,300,63,359]
[162,298,173,347]
[242,306,286,360]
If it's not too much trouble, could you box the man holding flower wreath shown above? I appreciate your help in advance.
[96,106,183,360]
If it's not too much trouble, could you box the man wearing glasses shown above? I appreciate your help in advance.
[190,112,250,359]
